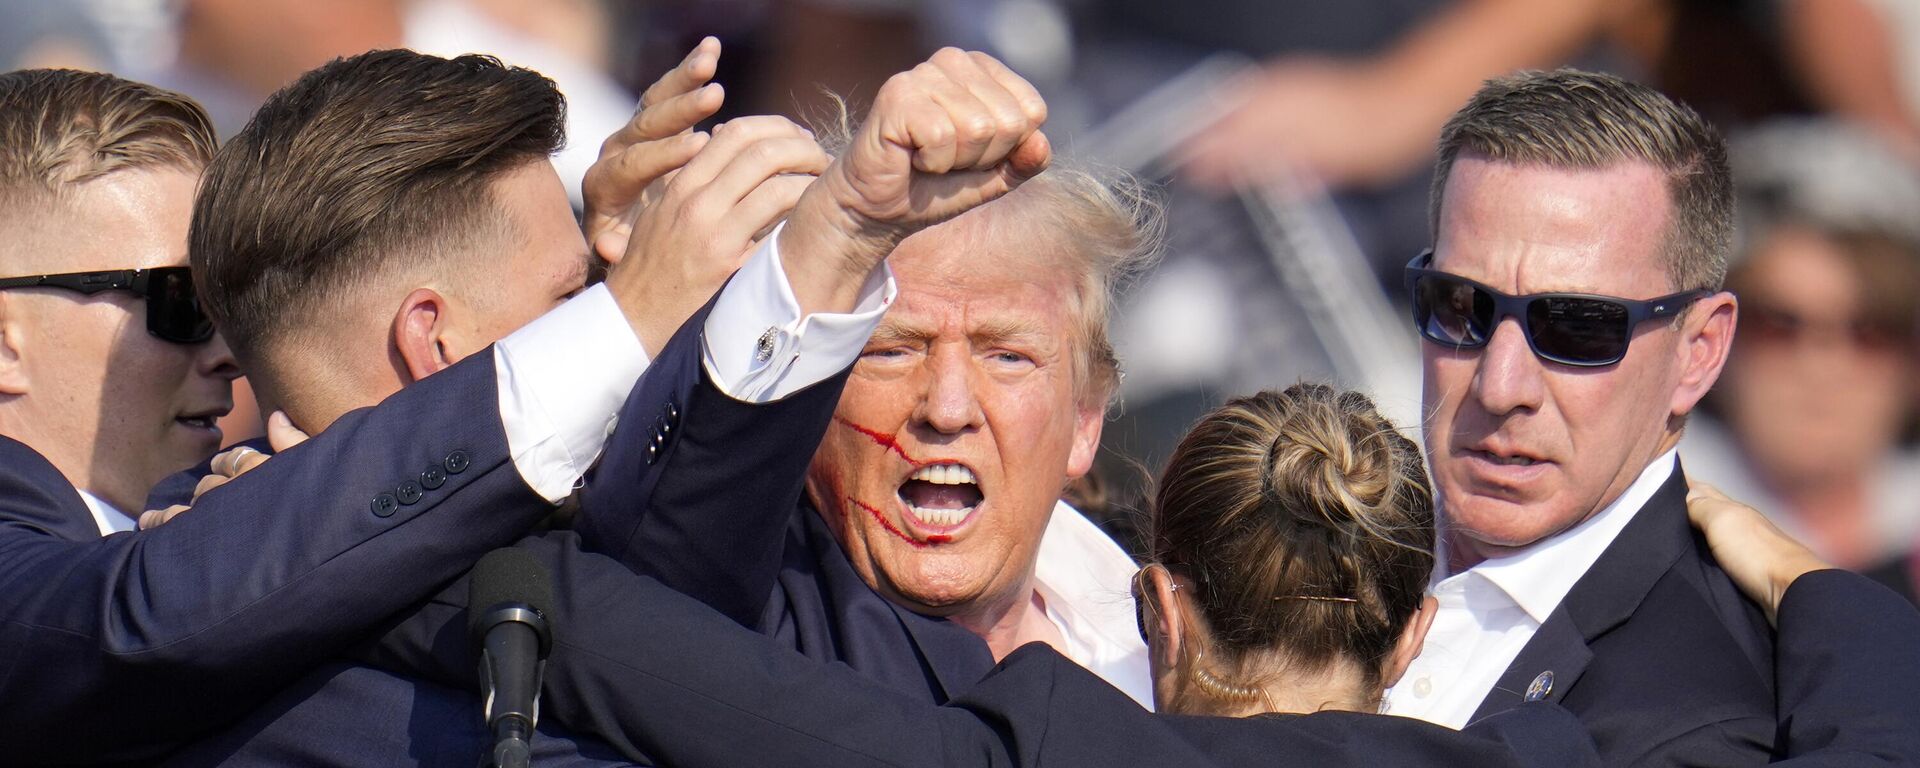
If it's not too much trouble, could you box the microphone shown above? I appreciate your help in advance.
[469,548,555,768]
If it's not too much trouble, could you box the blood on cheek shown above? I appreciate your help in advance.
[834,416,924,465]
[833,417,954,547]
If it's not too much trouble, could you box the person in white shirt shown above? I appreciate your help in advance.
[0,69,240,534]
[1384,69,1774,766]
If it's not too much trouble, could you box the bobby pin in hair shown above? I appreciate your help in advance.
[1272,595,1360,604]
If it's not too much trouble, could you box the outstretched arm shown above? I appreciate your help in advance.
[1688,481,1920,764]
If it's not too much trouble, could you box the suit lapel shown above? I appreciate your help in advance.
[1467,464,1695,724]
[0,435,105,542]
[891,601,998,702]
[1467,606,1592,724]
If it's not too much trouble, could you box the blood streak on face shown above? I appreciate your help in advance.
[834,416,924,466]
[835,419,957,547]
[847,496,931,548]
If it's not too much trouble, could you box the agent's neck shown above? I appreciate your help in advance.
[1209,658,1375,716]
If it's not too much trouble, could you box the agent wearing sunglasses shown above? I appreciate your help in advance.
[1382,70,1771,767]
[0,98,238,532]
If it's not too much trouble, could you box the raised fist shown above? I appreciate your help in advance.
[783,48,1051,281]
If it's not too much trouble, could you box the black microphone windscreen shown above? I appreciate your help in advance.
[468,547,555,639]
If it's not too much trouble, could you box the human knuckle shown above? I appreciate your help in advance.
[959,114,995,143]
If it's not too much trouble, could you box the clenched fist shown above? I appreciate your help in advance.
[780,48,1051,315]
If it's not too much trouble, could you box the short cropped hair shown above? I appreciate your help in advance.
[0,69,216,211]
[191,49,566,363]
[1432,69,1733,292]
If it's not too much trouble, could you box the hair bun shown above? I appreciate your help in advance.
[1260,384,1405,539]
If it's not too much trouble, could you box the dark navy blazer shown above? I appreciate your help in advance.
[131,300,848,765]
[370,538,1920,767]
[371,532,1597,767]
[1468,465,1778,766]
[0,352,556,764]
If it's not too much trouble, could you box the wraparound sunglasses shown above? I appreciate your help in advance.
[1403,250,1709,367]
[0,267,215,344]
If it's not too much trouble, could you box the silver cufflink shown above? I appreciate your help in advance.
[755,328,778,363]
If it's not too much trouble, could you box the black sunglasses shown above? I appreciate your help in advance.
[0,267,215,344]
[1403,250,1709,367]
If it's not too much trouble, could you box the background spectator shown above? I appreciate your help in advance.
[1681,120,1920,603]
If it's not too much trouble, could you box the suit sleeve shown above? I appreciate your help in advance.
[1769,569,1920,765]
[359,532,1599,768]
[576,236,887,627]
[0,353,551,764]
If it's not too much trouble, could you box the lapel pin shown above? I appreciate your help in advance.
[1525,671,1554,702]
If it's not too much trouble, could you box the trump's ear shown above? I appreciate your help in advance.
[0,296,29,395]
[392,288,454,384]
[1671,292,1738,418]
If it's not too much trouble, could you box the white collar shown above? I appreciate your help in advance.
[79,489,138,536]
[1033,500,1155,708]
[1436,449,1678,624]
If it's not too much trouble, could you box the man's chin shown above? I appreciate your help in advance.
[870,564,991,614]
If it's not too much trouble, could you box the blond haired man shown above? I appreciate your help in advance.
[0,69,238,530]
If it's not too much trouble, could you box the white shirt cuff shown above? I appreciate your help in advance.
[702,222,895,402]
[494,284,651,502]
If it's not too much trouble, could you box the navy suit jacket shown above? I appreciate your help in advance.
[367,532,1601,768]
[1467,464,1777,766]
[136,299,850,765]
[0,352,555,765]
[570,299,995,704]
[365,536,1920,767]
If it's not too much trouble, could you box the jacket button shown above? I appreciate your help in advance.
[666,402,679,422]
[371,493,400,518]
[644,443,659,466]
[396,480,424,505]
[444,449,471,475]
[420,465,447,490]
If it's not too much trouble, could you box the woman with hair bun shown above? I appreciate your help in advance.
[1137,383,1438,715]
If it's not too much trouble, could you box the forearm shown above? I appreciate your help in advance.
[0,357,550,762]
[578,232,884,624]
[1770,569,1920,763]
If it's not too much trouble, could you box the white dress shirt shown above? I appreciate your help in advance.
[493,227,892,503]
[1035,500,1155,709]
[1383,449,1679,728]
[80,490,137,536]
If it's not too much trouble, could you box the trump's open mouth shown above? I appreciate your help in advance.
[897,462,983,531]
